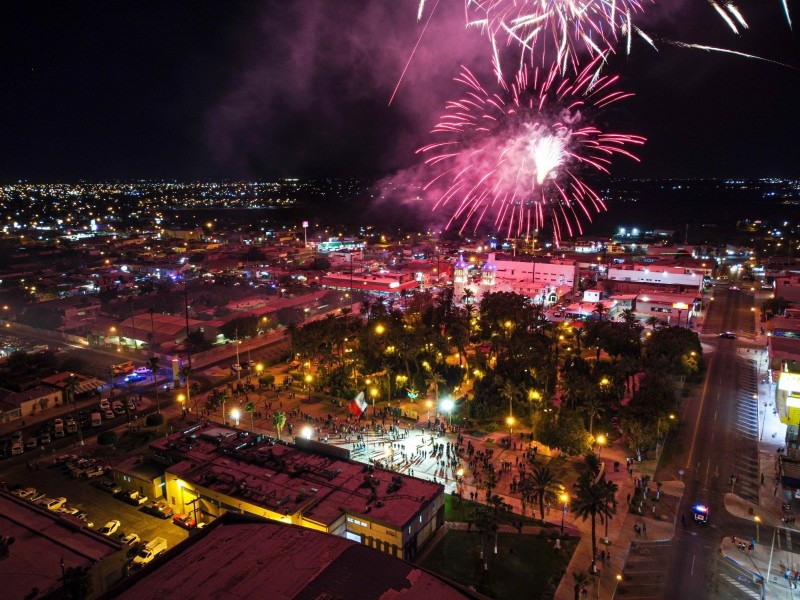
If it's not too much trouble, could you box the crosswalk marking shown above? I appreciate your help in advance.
[720,573,760,599]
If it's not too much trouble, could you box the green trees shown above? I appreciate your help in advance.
[571,465,615,568]
[528,464,563,523]
[273,411,286,440]
[244,402,256,431]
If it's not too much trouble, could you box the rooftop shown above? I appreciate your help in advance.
[110,514,483,600]
[152,422,443,529]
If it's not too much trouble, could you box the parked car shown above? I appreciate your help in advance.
[116,490,148,506]
[91,411,102,427]
[112,401,126,415]
[99,520,121,536]
[104,409,115,420]
[125,373,146,383]
[12,487,36,499]
[144,501,174,519]
[134,367,152,375]
[65,418,78,434]
[99,399,111,411]
[11,442,23,456]
[53,418,65,437]
[56,506,79,516]
[172,513,197,530]
[25,437,38,450]
[94,480,122,494]
[29,491,46,503]
[127,399,136,411]
[120,533,140,546]
[718,331,737,339]
[84,466,106,478]
[38,497,67,511]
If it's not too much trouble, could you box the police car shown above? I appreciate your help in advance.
[692,503,709,523]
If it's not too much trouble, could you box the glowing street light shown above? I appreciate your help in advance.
[560,493,569,535]
[305,374,313,400]
[596,434,606,460]
[426,400,433,422]
[441,398,454,426]
[370,387,379,415]
[230,408,241,427]
[754,515,761,544]
[506,415,515,435]
[301,425,314,440]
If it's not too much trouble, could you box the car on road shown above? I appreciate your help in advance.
[125,373,147,383]
[39,432,52,445]
[56,506,79,516]
[718,331,737,339]
[112,401,126,415]
[172,513,197,529]
[11,442,23,456]
[65,418,77,434]
[26,437,38,450]
[133,367,152,375]
[53,418,65,438]
[104,409,115,420]
[99,520,121,536]
[84,466,106,478]
[692,503,709,523]
[116,490,148,506]
[120,533,140,546]
[231,363,242,372]
[94,480,122,494]
[99,399,111,411]
[38,497,67,511]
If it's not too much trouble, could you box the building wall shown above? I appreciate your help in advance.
[492,257,577,289]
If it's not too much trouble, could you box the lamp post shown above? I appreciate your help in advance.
[596,434,606,460]
[612,574,623,599]
[560,493,569,535]
[755,515,761,544]
[441,398,454,426]
[231,408,241,427]
[506,415,515,436]
[370,387,378,416]
[178,393,185,417]
[305,374,313,401]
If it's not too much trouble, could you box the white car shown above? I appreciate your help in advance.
[99,520,121,536]
[120,533,140,546]
[134,367,152,375]
[38,497,67,511]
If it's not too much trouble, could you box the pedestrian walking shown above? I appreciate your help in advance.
[642,522,647,536]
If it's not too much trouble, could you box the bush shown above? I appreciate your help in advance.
[97,431,118,447]
[146,413,165,427]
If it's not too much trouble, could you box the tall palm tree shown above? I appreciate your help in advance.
[529,463,562,523]
[179,365,194,414]
[470,505,497,572]
[425,372,446,403]
[646,316,660,331]
[582,394,605,437]
[595,302,607,321]
[273,411,286,440]
[147,356,161,412]
[244,402,255,431]
[572,571,590,600]
[602,478,620,544]
[500,380,517,422]
[572,470,614,568]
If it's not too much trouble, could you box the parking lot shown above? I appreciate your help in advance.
[1,457,189,553]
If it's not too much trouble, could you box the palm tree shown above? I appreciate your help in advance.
[529,463,562,523]
[500,380,517,423]
[147,356,161,412]
[273,410,286,440]
[572,571,590,600]
[62,564,92,600]
[646,316,660,331]
[595,302,607,321]
[572,470,614,569]
[470,505,498,572]
[425,372,446,403]
[582,395,605,437]
[179,365,194,414]
[621,308,637,327]
[244,402,255,431]
[64,374,80,411]
[602,478,620,544]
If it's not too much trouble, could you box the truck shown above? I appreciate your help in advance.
[118,490,148,506]
[131,537,167,567]
[112,360,134,375]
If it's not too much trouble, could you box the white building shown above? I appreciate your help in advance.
[607,264,704,293]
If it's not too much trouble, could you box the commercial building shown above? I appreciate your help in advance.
[108,513,484,600]
[150,422,444,561]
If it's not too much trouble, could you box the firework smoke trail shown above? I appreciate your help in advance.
[465,0,651,79]
[417,54,645,244]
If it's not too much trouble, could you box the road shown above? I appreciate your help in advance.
[620,286,766,600]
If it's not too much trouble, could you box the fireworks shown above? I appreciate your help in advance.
[465,0,649,77]
[417,55,645,243]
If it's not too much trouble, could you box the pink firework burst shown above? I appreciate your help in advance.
[466,0,650,77]
[417,54,645,243]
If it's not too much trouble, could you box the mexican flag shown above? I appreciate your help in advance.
[348,391,367,417]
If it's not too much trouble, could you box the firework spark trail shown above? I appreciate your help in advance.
[417,54,645,244]
[390,0,442,106]
[466,0,649,79]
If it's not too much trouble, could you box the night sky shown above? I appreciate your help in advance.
[0,1,797,182]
